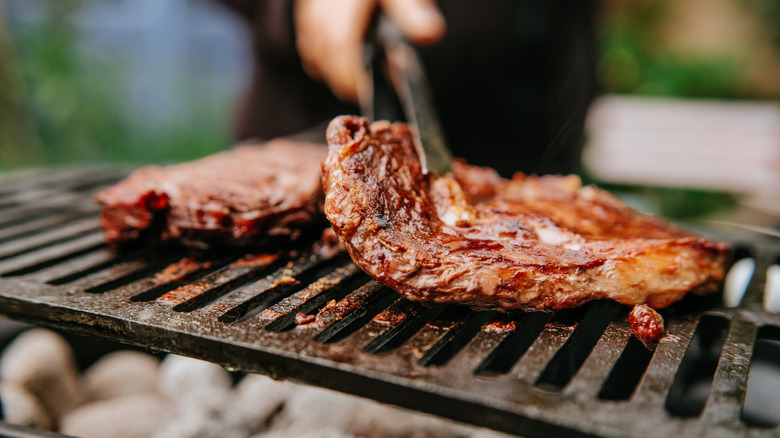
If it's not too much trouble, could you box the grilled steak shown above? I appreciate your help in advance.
[96,139,326,247]
[322,116,729,311]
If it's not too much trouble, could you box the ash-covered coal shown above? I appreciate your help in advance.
[0,329,515,438]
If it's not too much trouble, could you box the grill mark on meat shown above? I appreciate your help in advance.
[322,116,729,312]
[95,139,327,248]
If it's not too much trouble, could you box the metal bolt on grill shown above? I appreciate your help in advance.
[1,167,779,438]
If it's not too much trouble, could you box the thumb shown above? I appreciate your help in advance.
[380,0,446,45]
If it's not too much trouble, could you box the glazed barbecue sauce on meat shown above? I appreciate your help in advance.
[322,116,729,315]
[95,140,326,248]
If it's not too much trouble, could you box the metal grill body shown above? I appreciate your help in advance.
[0,167,779,438]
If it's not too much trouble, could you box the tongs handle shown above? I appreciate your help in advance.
[361,15,453,175]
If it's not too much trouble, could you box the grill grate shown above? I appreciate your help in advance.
[1,167,780,438]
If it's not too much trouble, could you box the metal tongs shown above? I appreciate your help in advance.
[360,15,453,175]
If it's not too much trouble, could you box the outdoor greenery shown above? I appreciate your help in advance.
[0,4,227,171]
[598,2,740,98]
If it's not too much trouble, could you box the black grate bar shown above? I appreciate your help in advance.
[665,315,730,418]
[632,314,699,407]
[66,174,126,193]
[127,255,238,302]
[44,249,152,286]
[740,245,774,308]
[364,302,446,354]
[506,312,579,385]
[15,248,121,283]
[0,200,19,210]
[15,246,134,286]
[0,232,107,276]
[0,167,123,193]
[263,263,370,331]
[0,211,95,245]
[216,253,350,323]
[419,310,498,366]
[63,252,182,293]
[0,193,93,220]
[391,306,474,363]
[0,207,71,230]
[475,312,554,376]
[0,168,48,191]
[347,297,424,351]
[433,313,518,374]
[563,318,634,398]
[741,325,780,428]
[0,170,122,201]
[0,185,96,207]
[0,218,101,260]
[313,281,395,343]
[598,337,655,401]
[701,318,758,425]
[164,253,286,312]
[84,258,191,294]
[536,301,623,392]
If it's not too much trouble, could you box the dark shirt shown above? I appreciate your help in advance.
[220,0,597,177]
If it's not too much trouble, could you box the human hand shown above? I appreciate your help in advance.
[294,0,445,103]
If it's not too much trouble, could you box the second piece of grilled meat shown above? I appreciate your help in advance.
[95,139,326,248]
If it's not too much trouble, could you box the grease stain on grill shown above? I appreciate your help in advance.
[157,253,283,311]
[151,257,212,285]
[364,303,446,354]
[476,311,552,376]
[482,317,517,334]
[84,257,184,294]
[220,254,351,324]
[263,264,371,332]
[372,299,417,327]
[131,256,235,302]
[420,310,497,366]
[314,283,398,344]
[294,312,317,325]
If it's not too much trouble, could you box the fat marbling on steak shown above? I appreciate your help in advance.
[95,139,326,247]
[322,116,729,311]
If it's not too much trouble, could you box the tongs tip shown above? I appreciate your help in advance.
[362,14,453,176]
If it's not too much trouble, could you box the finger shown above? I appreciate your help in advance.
[295,0,375,103]
[318,39,368,103]
[380,0,445,45]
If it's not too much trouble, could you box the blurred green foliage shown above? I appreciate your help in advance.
[598,2,741,98]
[752,0,780,47]
[1,5,226,171]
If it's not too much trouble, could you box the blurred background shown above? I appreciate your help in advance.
[0,0,250,168]
[0,2,779,435]
[0,0,779,222]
